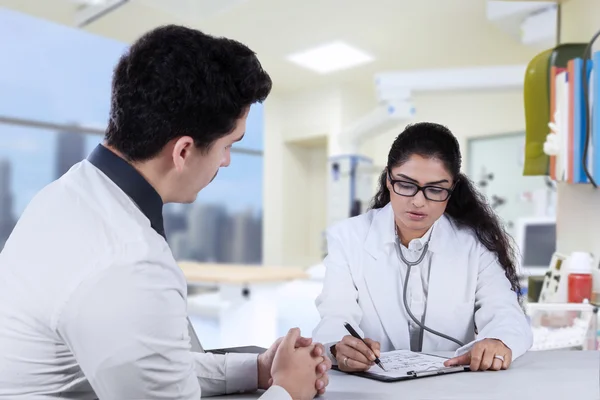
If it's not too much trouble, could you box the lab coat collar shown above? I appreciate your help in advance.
[87,144,166,239]
[364,203,456,259]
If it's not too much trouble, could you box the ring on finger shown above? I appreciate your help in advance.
[343,357,349,368]
[494,355,504,362]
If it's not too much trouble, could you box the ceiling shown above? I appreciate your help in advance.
[0,0,539,94]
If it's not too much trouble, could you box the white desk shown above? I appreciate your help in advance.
[220,351,599,399]
[181,262,309,348]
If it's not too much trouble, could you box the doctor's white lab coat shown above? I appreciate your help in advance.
[312,204,532,361]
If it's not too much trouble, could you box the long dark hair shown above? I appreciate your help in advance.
[371,122,521,298]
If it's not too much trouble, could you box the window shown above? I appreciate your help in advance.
[467,132,555,237]
[0,8,125,127]
[0,124,100,248]
[0,10,265,264]
[0,125,264,264]
[165,153,263,264]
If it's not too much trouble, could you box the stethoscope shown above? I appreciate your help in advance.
[394,225,465,348]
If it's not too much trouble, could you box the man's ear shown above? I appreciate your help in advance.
[172,136,194,172]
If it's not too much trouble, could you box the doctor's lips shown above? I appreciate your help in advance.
[406,211,427,221]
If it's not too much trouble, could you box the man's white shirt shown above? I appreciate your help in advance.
[0,148,290,400]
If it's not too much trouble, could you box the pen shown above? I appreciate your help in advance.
[343,322,386,371]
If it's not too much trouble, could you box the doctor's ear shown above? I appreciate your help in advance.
[385,174,393,192]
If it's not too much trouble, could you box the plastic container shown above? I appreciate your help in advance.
[567,252,593,303]
[526,302,598,351]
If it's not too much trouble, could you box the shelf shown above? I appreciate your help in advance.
[500,0,570,3]
[519,267,549,278]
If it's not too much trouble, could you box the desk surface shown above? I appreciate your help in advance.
[220,351,599,400]
[179,262,308,285]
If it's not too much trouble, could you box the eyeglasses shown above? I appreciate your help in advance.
[387,171,455,202]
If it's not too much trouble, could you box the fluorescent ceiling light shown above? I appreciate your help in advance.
[287,41,374,74]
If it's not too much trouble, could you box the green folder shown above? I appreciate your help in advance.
[523,49,552,176]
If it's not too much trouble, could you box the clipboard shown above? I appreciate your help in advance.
[332,350,469,382]
[206,345,267,355]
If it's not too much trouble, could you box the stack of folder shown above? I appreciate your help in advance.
[547,51,600,184]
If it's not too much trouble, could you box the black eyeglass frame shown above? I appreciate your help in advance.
[387,169,458,202]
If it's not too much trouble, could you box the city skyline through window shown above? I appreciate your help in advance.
[0,9,265,264]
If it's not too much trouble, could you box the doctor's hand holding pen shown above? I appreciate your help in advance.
[332,335,381,372]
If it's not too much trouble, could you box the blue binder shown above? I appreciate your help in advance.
[573,58,593,183]
[593,52,600,182]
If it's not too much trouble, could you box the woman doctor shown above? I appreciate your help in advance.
[313,122,532,373]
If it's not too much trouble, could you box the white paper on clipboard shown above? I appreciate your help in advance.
[366,350,465,378]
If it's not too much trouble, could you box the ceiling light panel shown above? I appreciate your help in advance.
[287,41,374,74]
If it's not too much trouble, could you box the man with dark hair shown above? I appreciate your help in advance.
[0,25,330,399]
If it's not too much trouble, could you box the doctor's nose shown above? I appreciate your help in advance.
[411,191,427,208]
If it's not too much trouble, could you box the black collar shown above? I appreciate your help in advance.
[87,144,166,239]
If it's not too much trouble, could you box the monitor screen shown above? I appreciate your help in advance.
[520,222,556,269]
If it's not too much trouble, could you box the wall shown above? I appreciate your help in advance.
[263,94,286,266]
[306,146,328,260]
[263,90,333,267]
[554,0,600,258]
[277,87,342,143]
[263,86,526,267]
[365,90,526,173]
[560,0,600,45]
